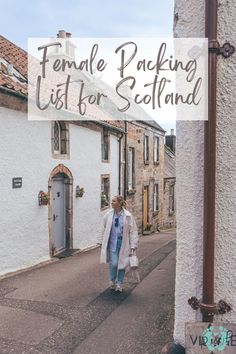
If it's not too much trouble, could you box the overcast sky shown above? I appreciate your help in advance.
[1,0,175,132]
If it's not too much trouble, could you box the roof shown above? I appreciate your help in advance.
[164,145,176,178]
[0,35,27,95]
[0,35,164,134]
[140,120,166,133]
[83,70,166,133]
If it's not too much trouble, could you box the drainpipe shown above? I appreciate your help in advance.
[188,0,234,321]
[202,0,218,323]
[124,120,128,200]
[118,132,124,195]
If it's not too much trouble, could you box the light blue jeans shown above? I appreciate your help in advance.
[109,238,125,286]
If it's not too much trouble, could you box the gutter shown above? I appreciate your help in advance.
[0,85,27,100]
[118,131,124,195]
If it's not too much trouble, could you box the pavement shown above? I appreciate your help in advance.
[0,231,176,354]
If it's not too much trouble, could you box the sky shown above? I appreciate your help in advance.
[1,0,175,133]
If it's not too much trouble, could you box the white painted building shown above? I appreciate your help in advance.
[0,35,123,277]
[172,0,236,349]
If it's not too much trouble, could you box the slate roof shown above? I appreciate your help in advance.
[164,145,176,179]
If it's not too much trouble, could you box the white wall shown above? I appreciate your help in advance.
[174,0,236,345]
[0,107,119,276]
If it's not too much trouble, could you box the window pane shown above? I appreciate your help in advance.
[169,185,174,213]
[102,130,109,161]
[144,135,149,161]
[128,147,135,190]
[54,121,60,152]
[154,184,159,211]
[154,137,159,162]
[101,176,110,208]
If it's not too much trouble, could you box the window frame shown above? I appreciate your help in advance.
[153,135,160,164]
[101,129,110,163]
[51,121,70,159]
[169,183,175,215]
[153,183,159,215]
[127,146,136,194]
[144,134,149,164]
[101,174,110,210]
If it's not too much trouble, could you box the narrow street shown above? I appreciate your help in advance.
[0,232,176,354]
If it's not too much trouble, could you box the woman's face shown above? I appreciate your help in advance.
[111,197,121,209]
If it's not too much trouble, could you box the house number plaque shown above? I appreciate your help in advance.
[12,177,22,189]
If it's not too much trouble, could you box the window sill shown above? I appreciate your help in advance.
[169,210,175,216]
[144,160,149,165]
[154,161,160,166]
[52,153,70,159]
[153,210,159,217]
[102,159,110,163]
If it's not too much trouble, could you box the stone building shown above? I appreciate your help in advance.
[125,120,166,234]
[163,130,176,229]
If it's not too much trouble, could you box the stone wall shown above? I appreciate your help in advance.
[126,121,165,233]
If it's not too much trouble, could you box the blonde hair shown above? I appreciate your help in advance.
[114,195,127,208]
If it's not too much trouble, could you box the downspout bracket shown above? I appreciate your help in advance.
[188,296,232,316]
[209,41,235,58]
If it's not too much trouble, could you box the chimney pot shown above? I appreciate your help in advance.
[57,30,66,38]
[171,129,174,135]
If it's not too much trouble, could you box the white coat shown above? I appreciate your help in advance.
[98,208,139,270]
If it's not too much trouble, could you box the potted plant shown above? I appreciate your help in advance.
[38,191,49,205]
[76,186,85,198]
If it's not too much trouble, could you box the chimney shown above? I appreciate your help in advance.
[55,30,75,59]
[57,30,66,38]
[165,129,176,153]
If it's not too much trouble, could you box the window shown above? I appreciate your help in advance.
[154,184,159,212]
[52,121,69,157]
[101,129,110,161]
[54,121,61,153]
[144,135,149,163]
[154,136,160,163]
[169,184,175,214]
[101,175,110,209]
[128,147,135,191]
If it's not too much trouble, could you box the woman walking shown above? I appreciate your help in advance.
[98,195,139,292]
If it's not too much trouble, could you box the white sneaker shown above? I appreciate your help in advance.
[109,281,116,290]
[116,284,123,293]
